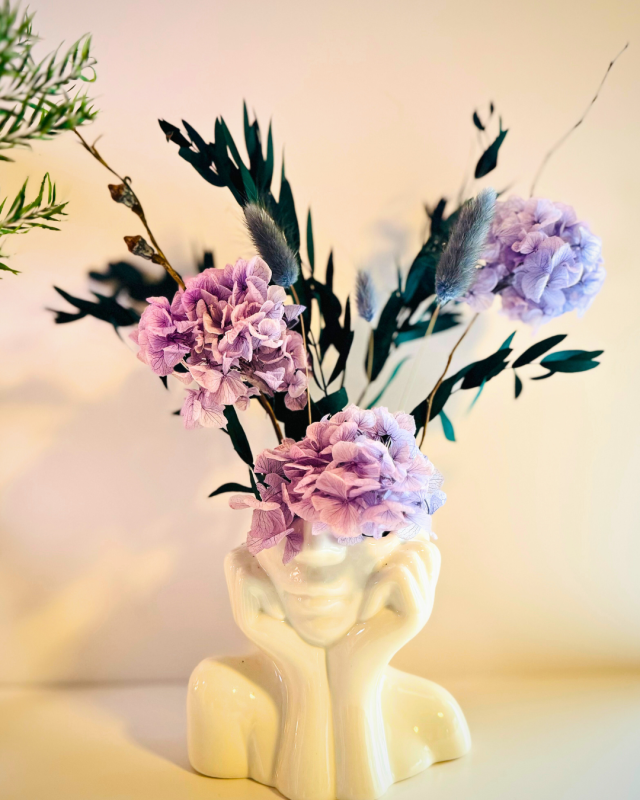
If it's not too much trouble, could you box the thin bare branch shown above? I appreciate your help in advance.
[530,43,629,196]
[419,312,478,449]
[73,128,186,290]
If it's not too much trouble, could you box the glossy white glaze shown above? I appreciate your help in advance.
[188,523,470,800]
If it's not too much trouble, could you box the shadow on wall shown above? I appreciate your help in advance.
[0,367,257,684]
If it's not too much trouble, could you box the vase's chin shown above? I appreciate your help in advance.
[278,592,362,647]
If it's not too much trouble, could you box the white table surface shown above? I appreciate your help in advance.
[1,674,639,800]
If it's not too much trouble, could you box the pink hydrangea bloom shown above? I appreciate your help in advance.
[130,257,309,428]
[230,404,445,563]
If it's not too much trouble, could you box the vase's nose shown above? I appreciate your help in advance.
[294,522,346,567]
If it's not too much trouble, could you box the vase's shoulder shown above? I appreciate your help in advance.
[187,654,281,784]
[382,666,471,779]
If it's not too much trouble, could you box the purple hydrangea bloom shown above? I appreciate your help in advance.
[462,196,605,325]
[131,257,309,427]
[230,404,445,563]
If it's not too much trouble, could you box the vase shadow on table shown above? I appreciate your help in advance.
[91,682,286,798]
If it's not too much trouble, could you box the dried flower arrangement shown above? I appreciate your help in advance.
[51,45,627,563]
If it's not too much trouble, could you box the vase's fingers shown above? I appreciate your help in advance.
[397,541,441,613]
[395,547,431,605]
[359,569,393,622]
[360,556,424,624]
[251,579,286,621]
[225,549,285,635]
[385,560,426,620]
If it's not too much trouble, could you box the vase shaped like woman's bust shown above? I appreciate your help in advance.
[188,523,470,800]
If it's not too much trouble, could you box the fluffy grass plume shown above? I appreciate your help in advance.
[435,187,496,305]
[243,203,299,287]
[355,270,377,321]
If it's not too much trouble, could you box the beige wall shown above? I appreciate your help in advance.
[1,0,638,683]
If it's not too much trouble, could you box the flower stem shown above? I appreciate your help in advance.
[258,392,284,444]
[308,329,328,395]
[290,285,313,426]
[73,128,186,290]
[401,303,441,409]
[356,329,374,406]
[419,312,478,450]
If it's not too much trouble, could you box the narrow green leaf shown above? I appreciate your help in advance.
[325,250,334,292]
[370,290,404,381]
[314,387,348,419]
[475,128,508,179]
[541,349,603,365]
[468,378,487,411]
[306,209,315,273]
[514,372,523,398]
[539,360,600,374]
[366,357,410,409]
[223,405,254,467]
[439,410,456,441]
[264,122,274,190]
[512,334,567,368]
[208,482,254,498]
[472,111,485,131]
[500,331,516,349]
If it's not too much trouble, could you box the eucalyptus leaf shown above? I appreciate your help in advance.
[515,372,523,398]
[314,387,348,419]
[306,209,315,273]
[541,349,603,365]
[512,334,567,368]
[223,406,254,467]
[539,360,600,374]
[472,111,485,131]
[439,409,456,441]
[366,357,410,409]
[370,291,404,381]
[474,128,508,179]
[500,331,516,349]
[209,482,254,498]
[461,347,512,390]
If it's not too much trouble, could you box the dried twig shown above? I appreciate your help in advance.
[530,43,629,196]
[419,312,478,449]
[73,128,185,289]
[258,393,284,444]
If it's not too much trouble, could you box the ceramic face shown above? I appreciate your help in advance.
[256,522,401,647]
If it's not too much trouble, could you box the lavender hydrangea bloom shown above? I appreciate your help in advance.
[230,404,445,563]
[131,256,309,427]
[463,196,605,325]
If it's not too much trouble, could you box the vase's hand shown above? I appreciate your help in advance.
[326,538,440,800]
[331,537,441,677]
[359,537,440,662]
[225,546,285,649]
[224,546,335,800]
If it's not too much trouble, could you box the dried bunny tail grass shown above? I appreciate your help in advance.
[435,187,496,305]
[243,202,300,287]
[355,269,377,322]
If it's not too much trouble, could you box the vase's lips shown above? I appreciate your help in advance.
[290,593,348,615]
[281,575,351,599]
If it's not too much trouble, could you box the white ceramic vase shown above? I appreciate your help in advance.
[188,523,470,800]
